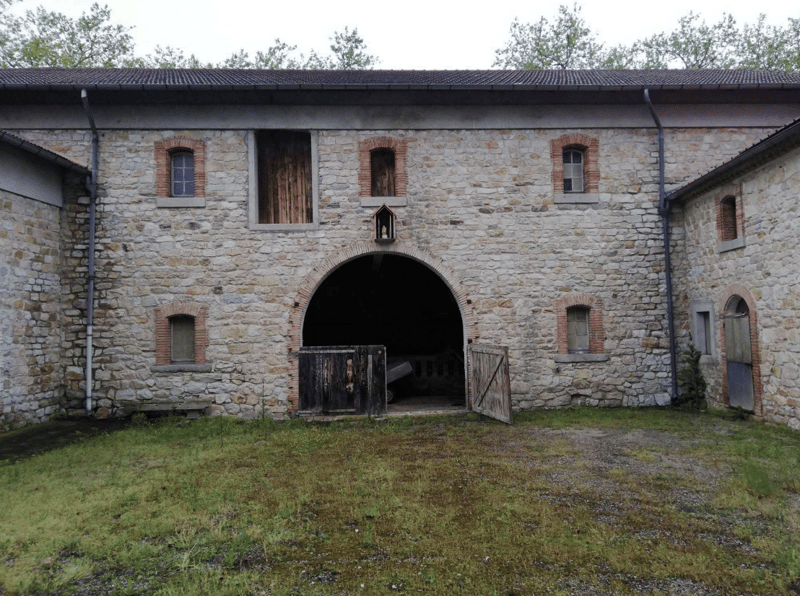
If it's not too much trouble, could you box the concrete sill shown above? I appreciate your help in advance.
[717,236,746,253]
[151,364,213,373]
[553,353,609,363]
[156,196,206,208]
[554,193,600,205]
[360,197,407,208]
[248,222,320,232]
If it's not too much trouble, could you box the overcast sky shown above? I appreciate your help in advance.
[10,0,800,69]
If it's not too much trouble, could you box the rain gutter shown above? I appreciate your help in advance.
[644,88,679,403]
[80,89,98,414]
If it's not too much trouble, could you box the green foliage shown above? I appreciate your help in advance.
[637,12,739,68]
[327,26,380,70]
[493,4,605,69]
[676,344,707,410]
[0,2,135,67]
[0,1,378,70]
[496,4,800,72]
[132,28,378,70]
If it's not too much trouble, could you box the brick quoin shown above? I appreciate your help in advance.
[550,134,600,194]
[719,285,763,416]
[154,302,208,365]
[358,137,408,197]
[714,183,744,242]
[285,242,477,412]
[554,293,605,354]
[155,136,206,197]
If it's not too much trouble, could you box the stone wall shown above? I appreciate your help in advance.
[11,125,774,420]
[1,189,64,427]
[672,145,800,431]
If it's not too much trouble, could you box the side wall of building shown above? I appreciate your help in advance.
[1,188,64,427]
[10,123,773,420]
[672,145,800,431]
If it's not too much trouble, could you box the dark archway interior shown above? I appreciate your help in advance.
[303,254,465,402]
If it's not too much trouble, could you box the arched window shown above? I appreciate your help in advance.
[358,137,408,200]
[154,302,208,367]
[563,148,585,193]
[555,293,605,357]
[170,151,195,197]
[155,137,206,207]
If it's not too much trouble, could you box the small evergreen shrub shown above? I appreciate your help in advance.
[676,344,707,410]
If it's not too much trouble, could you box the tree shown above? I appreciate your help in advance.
[637,12,739,69]
[1,1,380,70]
[737,15,800,73]
[328,27,379,70]
[0,2,135,67]
[495,5,800,73]
[676,344,707,410]
[493,4,604,69]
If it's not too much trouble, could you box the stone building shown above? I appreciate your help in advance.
[1,69,799,429]
[669,117,800,432]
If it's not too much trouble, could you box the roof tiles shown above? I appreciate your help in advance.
[2,68,800,90]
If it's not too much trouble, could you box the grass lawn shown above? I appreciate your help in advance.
[0,408,799,595]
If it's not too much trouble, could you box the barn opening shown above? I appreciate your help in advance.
[302,254,466,410]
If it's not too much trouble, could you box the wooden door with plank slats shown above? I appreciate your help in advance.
[468,345,512,424]
[299,346,386,415]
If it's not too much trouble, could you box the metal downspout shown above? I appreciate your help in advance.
[81,89,98,413]
[644,89,679,403]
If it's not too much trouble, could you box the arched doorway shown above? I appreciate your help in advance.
[302,253,466,409]
[724,295,754,411]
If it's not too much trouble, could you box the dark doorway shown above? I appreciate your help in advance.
[303,254,465,407]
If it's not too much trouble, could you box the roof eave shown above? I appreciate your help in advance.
[0,130,90,175]
[666,119,800,204]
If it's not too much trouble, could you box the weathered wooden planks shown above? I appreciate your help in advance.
[468,344,512,424]
[299,346,387,415]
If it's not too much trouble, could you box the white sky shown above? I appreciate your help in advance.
[10,0,800,69]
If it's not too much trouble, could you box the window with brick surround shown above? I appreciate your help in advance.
[359,137,408,206]
[154,302,208,368]
[551,134,600,205]
[155,136,206,208]
[555,294,605,359]
[714,184,745,252]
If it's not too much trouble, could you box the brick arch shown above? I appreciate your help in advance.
[154,302,208,365]
[554,293,604,354]
[155,136,206,197]
[719,285,762,416]
[358,136,408,197]
[550,133,600,194]
[286,242,478,411]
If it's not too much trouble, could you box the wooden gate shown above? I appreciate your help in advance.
[725,310,754,411]
[299,346,387,415]
[468,345,512,424]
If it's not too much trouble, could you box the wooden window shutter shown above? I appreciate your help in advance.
[370,148,396,197]
[257,131,313,224]
[170,315,196,363]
